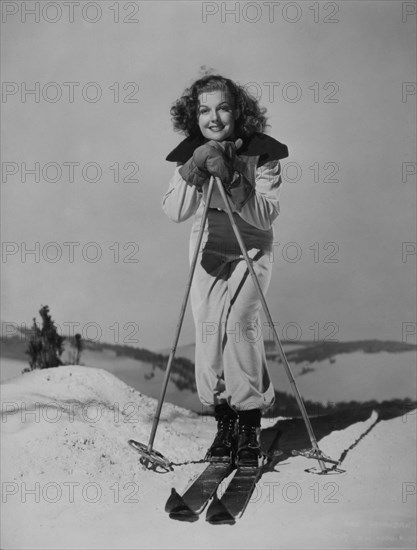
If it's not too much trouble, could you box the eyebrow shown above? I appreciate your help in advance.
[198,101,232,109]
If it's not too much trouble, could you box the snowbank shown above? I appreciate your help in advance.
[1,366,416,549]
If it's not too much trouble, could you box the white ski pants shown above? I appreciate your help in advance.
[189,209,276,413]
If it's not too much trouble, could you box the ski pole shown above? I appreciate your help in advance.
[133,177,216,470]
[214,177,327,473]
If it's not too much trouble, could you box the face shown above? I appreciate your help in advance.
[197,90,239,141]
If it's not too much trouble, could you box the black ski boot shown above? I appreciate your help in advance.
[205,404,237,463]
[236,409,262,467]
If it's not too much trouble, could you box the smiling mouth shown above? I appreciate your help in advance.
[209,126,224,131]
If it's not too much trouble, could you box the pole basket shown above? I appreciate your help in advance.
[292,448,345,474]
[128,440,173,472]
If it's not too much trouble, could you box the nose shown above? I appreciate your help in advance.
[210,109,220,122]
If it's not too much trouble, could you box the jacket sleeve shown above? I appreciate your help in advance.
[161,166,202,222]
[235,160,282,231]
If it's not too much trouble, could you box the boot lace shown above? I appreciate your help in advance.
[217,416,236,443]
[238,425,259,448]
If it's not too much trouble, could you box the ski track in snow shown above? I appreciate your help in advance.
[1,366,416,549]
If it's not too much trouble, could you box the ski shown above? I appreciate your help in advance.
[205,462,263,525]
[165,460,234,522]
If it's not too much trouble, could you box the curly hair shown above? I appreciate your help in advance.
[170,74,268,139]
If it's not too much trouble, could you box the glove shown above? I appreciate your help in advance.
[178,157,210,191]
[193,139,244,185]
[225,175,254,210]
[213,140,254,209]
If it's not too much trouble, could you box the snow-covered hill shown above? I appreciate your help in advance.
[1,366,416,549]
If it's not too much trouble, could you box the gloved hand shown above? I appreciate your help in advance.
[214,139,255,209]
[224,175,254,210]
[193,139,244,185]
[178,157,210,191]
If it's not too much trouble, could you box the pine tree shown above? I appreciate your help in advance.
[25,306,65,370]
[26,317,43,370]
[75,333,83,364]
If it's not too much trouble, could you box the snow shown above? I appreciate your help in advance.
[1,366,416,549]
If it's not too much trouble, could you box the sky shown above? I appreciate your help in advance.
[1,0,416,351]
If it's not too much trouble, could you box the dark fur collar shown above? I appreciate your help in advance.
[166,132,289,166]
